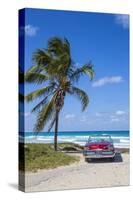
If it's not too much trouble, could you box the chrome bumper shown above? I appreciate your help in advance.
[83,150,115,159]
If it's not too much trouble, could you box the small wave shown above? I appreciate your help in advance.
[21,134,130,149]
[36,137,53,141]
[120,139,129,143]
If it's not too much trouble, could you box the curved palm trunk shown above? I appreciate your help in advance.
[54,111,59,151]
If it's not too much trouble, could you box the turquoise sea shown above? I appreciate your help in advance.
[19,131,129,148]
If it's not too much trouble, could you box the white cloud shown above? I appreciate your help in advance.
[80,116,87,122]
[111,118,120,122]
[110,110,127,123]
[65,114,75,119]
[115,14,129,29]
[116,110,126,115]
[92,76,123,87]
[23,24,39,36]
[95,112,102,117]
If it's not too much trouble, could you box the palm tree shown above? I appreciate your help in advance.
[25,37,94,151]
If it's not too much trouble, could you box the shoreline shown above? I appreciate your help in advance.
[20,141,130,150]
[19,130,129,149]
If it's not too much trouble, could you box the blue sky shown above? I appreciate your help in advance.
[21,8,129,132]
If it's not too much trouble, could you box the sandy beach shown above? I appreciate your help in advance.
[24,152,129,192]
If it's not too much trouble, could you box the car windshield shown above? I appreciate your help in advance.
[88,135,112,143]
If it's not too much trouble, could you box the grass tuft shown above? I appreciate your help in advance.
[19,143,80,172]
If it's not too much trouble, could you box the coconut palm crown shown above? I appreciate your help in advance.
[25,37,94,150]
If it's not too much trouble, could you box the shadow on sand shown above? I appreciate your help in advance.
[86,152,123,164]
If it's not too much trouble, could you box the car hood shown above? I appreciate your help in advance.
[85,141,113,150]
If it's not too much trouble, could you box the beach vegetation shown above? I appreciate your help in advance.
[19,143,80,172]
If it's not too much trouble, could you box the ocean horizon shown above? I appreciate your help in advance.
[19,130,129,148]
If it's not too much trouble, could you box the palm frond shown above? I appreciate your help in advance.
[31,97,48,113]
[26,65,41,73]
[25,72,48,84]
[70,63,94,82]
[48,37,64,56]
[71,87,89,111]
[34,95,56,132]
[64,38,70,55]
[32,49,51,67]
[48,115,56,132]
[25,85,54,102]
[58,53,71,69]
[47,37,71,71]
[83,64,94,80]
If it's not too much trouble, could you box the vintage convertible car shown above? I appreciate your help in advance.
[83,134,115,161]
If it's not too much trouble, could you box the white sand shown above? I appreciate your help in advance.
[25,152,129,192]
